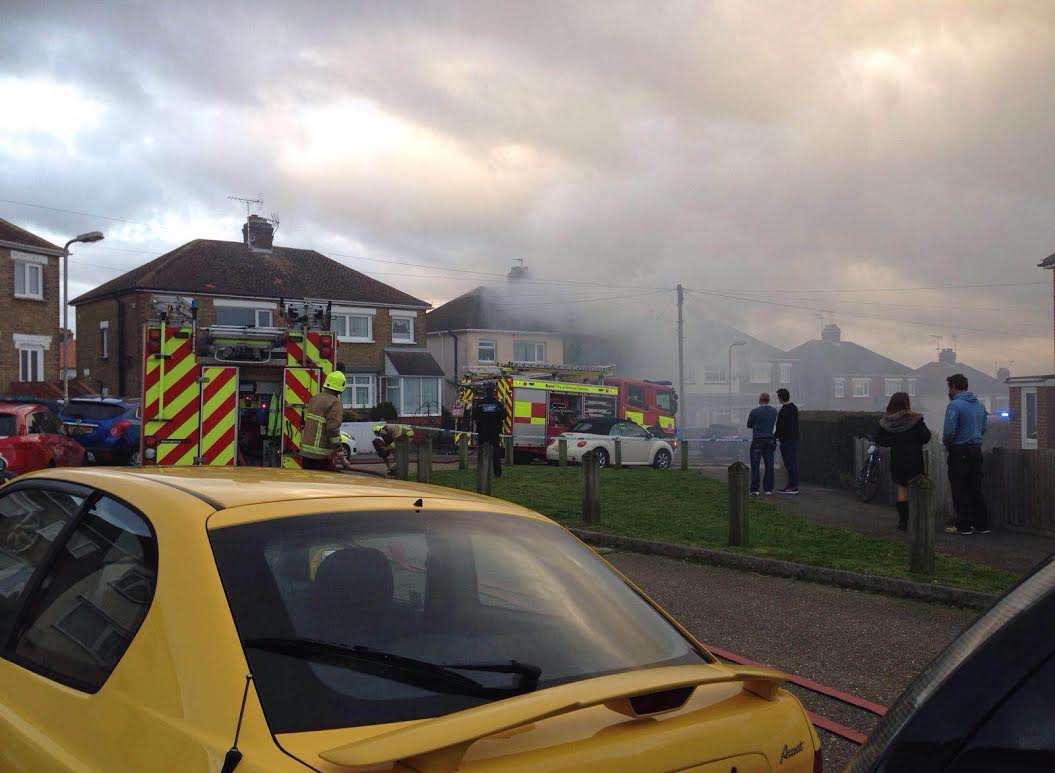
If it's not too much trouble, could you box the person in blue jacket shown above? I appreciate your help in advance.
[747,392,779,495]
[943,373,990,535]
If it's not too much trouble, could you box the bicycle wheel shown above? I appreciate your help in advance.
[856,460,881,502]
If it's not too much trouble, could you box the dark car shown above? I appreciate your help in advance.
[848,554,1055,772]
[59,398,141,465]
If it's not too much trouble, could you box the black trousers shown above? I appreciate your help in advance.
[300,455,333,471]
[948,444,989,531]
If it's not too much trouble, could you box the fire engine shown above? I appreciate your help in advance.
[457,364,677,461]
[139,295,337,468]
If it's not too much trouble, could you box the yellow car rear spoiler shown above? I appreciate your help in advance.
[320,663,785,771]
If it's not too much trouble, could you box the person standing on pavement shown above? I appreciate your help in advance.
[299,371,347,471]
[875,392,932,531]
[472,384,507,478]
[747,392,778,495]
[943,373,990,535]
[775,388,800,495]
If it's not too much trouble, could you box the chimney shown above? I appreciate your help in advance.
[242,214,275,254]
[821,323,842,343]
[507,259,528,280]
[938,348,957,366]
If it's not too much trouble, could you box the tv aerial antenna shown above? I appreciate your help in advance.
[228,195,263,218]
[929,334,943,357]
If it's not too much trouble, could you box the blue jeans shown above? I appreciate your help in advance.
[780,439,799,488]
[750,439,776,493]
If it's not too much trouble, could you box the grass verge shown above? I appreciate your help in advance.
[431,466,1016,595]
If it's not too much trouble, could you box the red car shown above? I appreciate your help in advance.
[0,402,85,477]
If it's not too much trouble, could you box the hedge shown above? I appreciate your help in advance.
[798,410,882,488]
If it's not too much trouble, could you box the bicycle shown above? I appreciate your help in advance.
[856,440,882,503]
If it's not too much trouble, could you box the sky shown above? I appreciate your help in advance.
[2,0,1053,376]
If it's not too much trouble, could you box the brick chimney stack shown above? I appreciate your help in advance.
[821,323,842,343]
[242,214,275,254]
[939,348,956,366]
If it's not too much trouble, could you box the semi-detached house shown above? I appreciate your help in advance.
[0,218,63,392]
[71,216,443,422]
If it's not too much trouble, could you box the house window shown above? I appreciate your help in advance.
[853,378,871,398]
[834,378,846,398]
[215,305,274,327]
[13,260,43,300]
[387,377,441,416]
[100,321,109,360]
[703,366,728,384]
[332,313,372,342]
[779,363,792,384]
[391,315,415,343]
[513,341,546,363]
[341,374,375,409]
[884,378,902,397]
[1023,389,1038,448]
[18,346,45,382]
[477,339,497,364]
[908,379,917,397]
[750,362,771,384]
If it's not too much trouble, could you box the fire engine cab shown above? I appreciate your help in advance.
[139,295,337,468]
[458,364,677,462]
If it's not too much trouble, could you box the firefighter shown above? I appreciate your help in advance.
[372,422,407,475]
[472,383,506,478]
[299,371,347,471]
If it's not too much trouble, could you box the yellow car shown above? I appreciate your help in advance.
[0,467,820,772]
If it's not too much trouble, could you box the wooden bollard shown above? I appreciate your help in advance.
[582,450,601,525]
[416,433,433,484]
[476,443,493,495]
[727,461,750,546]
[394,437,410,480]
[457,434,468,470]
[504,435,515,466]
[613,438,623,469]
[909,476,934,575]
[558,437,568,466]
[680,438,689,471]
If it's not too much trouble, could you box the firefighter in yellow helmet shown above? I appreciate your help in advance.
[372,422,407,476]
[300,371,347,471]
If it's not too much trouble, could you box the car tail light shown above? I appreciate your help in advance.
[576,440,588,448]
[110,419,131,438]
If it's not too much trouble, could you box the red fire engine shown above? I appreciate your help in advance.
[605,378,677,437]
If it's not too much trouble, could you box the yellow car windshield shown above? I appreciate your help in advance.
[209,510,705,733]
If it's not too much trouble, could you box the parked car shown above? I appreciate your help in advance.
[0,401,86,477]
[849,553,1055,771]
[546,417,674,468]
[59,397,141,465]
[340,430,358,458]
[0,467,820,771]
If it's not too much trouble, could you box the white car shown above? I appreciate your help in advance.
[546,417,674,469]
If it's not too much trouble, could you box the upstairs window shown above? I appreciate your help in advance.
[332,313,372,342]
[750,362,771,384]
[702,366,727,384]
[779,363,792,384]
[14,260,43,300]
[391,315,415,343]
[215,305,274,327]
[852,378,871,398]
[884,378,902,397]
[834,378,846,398]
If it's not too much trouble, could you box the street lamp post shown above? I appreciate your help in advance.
[728,340,746,420]
[62,231,105,406]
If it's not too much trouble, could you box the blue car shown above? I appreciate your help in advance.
[60,397,142,465]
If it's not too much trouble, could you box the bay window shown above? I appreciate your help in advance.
[341,374,375,409]
[385,377,442,416]
[513,341,546,363]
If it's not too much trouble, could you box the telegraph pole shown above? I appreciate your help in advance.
[676,284,685,441]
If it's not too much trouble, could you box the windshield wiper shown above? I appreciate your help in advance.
[243,637,541,698]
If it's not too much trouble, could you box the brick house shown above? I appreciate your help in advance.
[785,324,914,412]
[909,348,1009,432]
[0,218,63,392]
[1007,250,1055,449]
[71,216,441,422]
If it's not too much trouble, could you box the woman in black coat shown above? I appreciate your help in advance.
[875,392,932,531]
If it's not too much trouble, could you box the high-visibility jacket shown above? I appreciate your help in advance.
[376,423,407,451]
[301,390,343,459]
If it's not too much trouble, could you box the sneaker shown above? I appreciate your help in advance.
[764,491,774,496]
[750,491,760,497]
[976,528,992,535]
[944,525,975,535]
[779,487,800,495]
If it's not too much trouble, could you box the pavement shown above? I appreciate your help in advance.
[700,465,1055,577]
[610,550,979,771]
